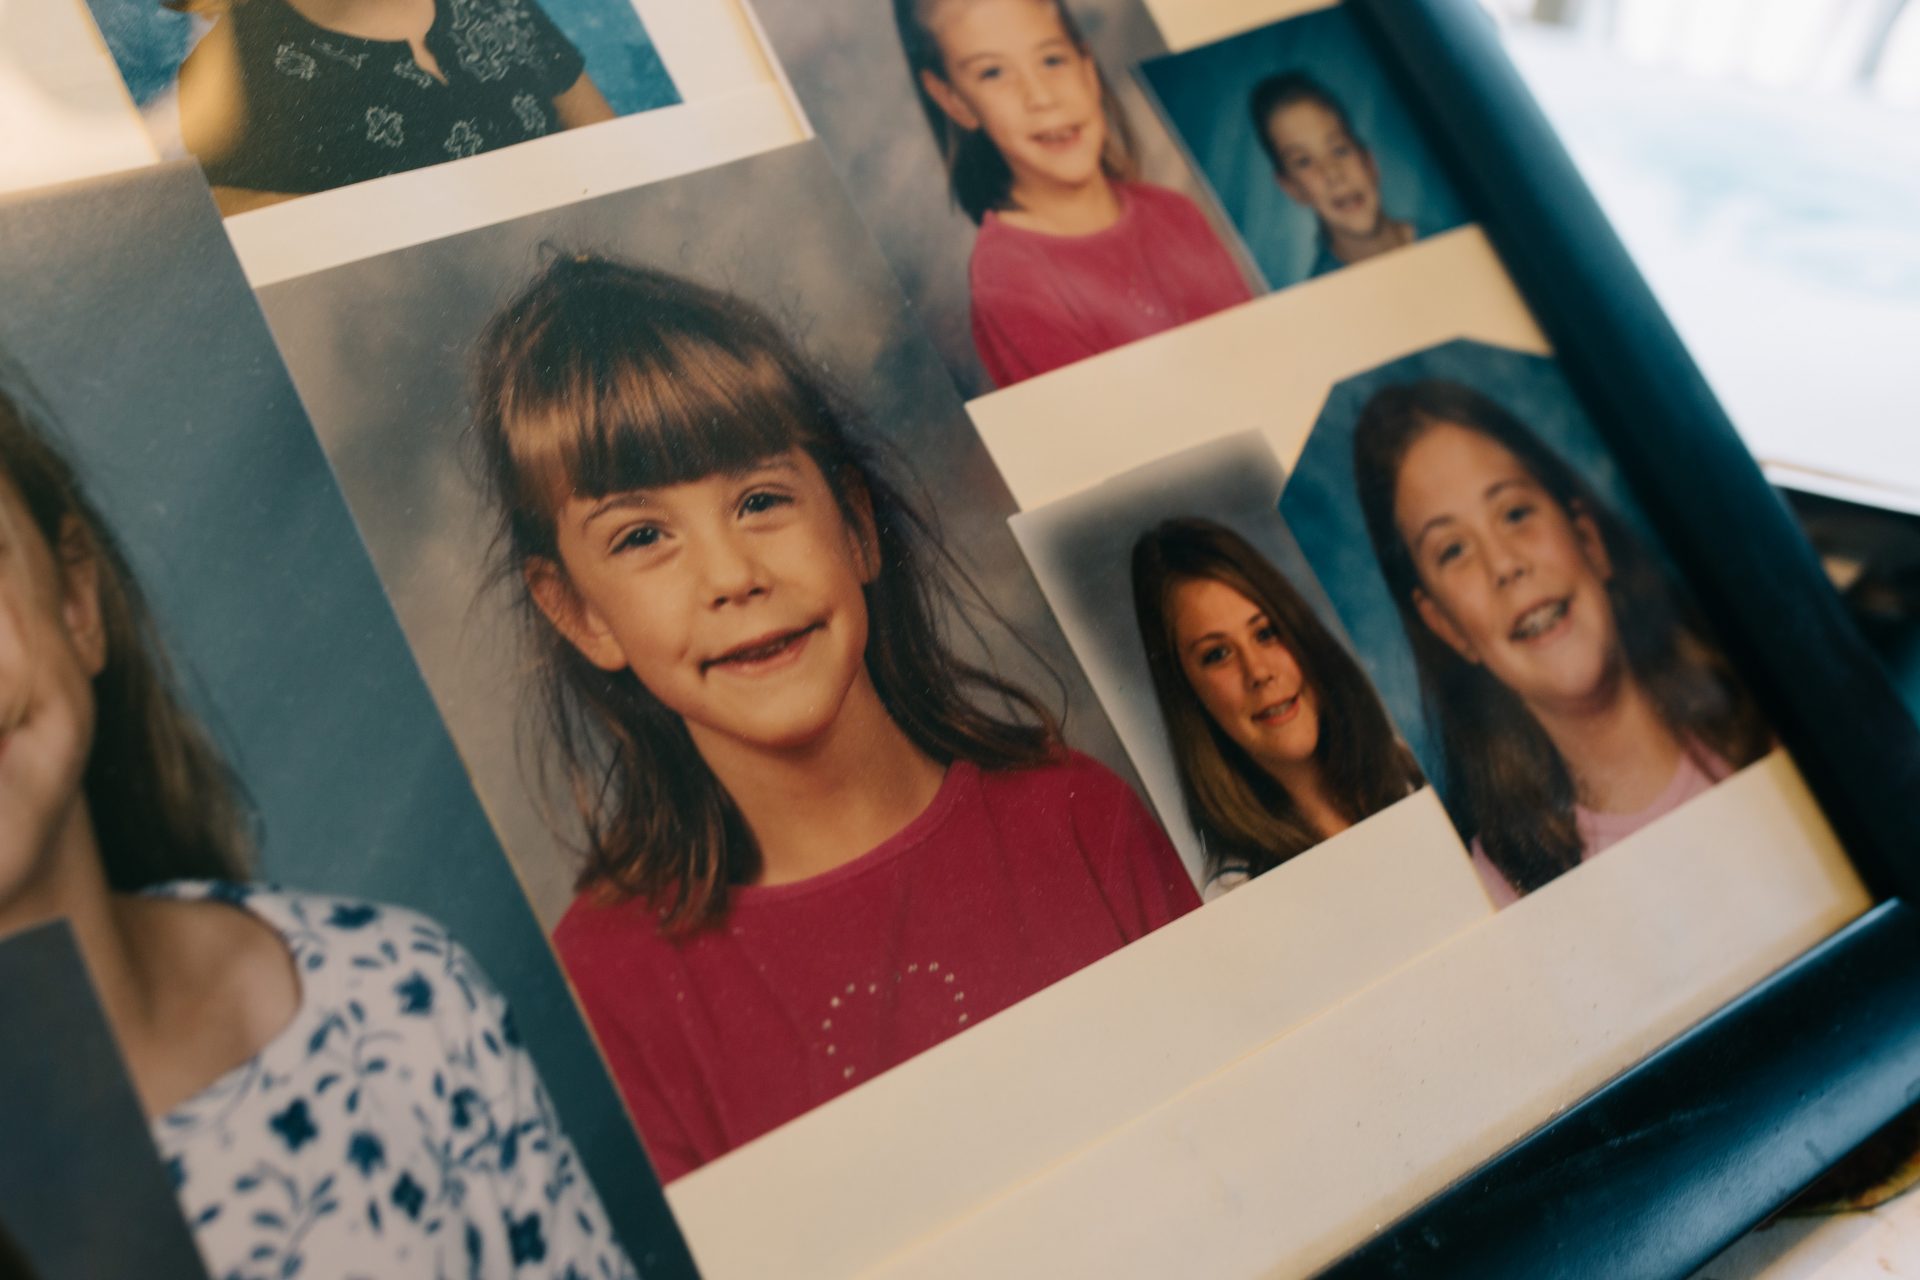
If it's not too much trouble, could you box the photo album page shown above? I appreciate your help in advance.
[0,0,1875,1277]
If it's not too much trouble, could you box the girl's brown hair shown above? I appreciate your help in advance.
[471,254,1059,932]
[0,362,250,889]
[1131,517,1421,885]
[893,0,1139,223]
[1353,378,1771,895]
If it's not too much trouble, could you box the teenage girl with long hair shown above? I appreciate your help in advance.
[1352,378,1771,905]
[472,254,1198,1182]
[894,0,1254,387]
[1131,517,1422,897]
[0,365,633,1276]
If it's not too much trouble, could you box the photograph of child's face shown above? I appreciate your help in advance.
[1139,5,1469,289]
[1262,97,1383,242]
[750,0,1225,396]
[919,0,1109,198]
[1394,423,1622,722]
[0,483,101,889]
[1281,339,1776,904]
[1167,575,1323,782]
[531,448,884,758]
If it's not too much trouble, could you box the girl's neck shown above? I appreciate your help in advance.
[1534,674,1685,815]
[695,674,947,887]
[999,171,1124,237]
[1328,214,1413,266]
[1,805,297,1120]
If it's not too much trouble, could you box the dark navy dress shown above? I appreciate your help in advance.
[197,0,586,193]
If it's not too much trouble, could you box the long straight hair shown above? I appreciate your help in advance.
[1353,378,1770,895]
[471,254,1060,932]
[0,363,250,890]
[893,0,1138,224]
[1131,517,1421,884]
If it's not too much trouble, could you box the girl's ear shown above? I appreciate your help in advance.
[1413,586,1479,664]
[56,517,107,678]
[1569,503,1614,583]
[525,557,630,673]
[920,69,981,131]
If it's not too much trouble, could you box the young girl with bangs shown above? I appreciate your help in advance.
[472,255,1199,1183]
[1131,517,1422,898]
[894,0,1255,388]
[1352,378,1772,906]
[0,362,634,1278]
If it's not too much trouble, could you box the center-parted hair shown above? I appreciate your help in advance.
[471,254,1060,932]
[1352,378,1770,895]
[1248,72,1364,176]
[1131,517,1421,884]
[893,0,1138,224]
[0,359,250,890]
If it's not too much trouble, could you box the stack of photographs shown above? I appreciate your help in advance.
[0,0,1912,1276]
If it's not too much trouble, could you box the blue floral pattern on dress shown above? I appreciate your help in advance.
[150,883,638,1280]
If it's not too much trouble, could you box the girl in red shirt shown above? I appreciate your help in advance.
[470,255,1198,1182]
[894,0,1255,387]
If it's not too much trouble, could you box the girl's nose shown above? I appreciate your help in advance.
[1487,537,1529,589]
[699,535,767,607]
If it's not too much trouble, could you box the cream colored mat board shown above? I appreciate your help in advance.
[866,753,1869,1278]
[964,227,1549,512]
[667,790,1492,1279]
[227,87,801,286]
[0,1,156,194]
[1141,0,1342,53]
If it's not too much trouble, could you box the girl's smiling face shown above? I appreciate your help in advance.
[920,0,1108,199]
[1265,99,1382,240]
[1394,422,1623,720]
[0,475,104,901]
[532,448,882,761]
[1169,576,1321,782]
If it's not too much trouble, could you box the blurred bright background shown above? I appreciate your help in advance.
[1483,0,1919,104]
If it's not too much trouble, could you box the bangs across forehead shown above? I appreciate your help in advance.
[502,312,834,519]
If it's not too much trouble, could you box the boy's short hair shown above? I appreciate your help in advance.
[1248,71,1362,174]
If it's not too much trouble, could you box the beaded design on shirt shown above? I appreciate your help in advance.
[816,962,973,1084]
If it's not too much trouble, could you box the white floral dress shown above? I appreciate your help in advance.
[150,883,638,1280]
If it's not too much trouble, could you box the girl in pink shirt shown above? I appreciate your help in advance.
[1351,379,1771,905]
[895,0,1255,387]
[469,255,1197,1181]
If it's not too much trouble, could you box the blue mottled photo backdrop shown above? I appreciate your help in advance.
[1139,4,1469,289]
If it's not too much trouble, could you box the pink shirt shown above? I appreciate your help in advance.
[554,752,1199,1182]
[1471,748,1734,908]
[969,181,1255,388]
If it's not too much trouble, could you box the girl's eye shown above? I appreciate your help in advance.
[1501,501,1537,526]
[1256,623,1281,645]
[613,524,662,554]
[1433,537,1467,569]
[1198,643,1231,667]
[739,490,793,518]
